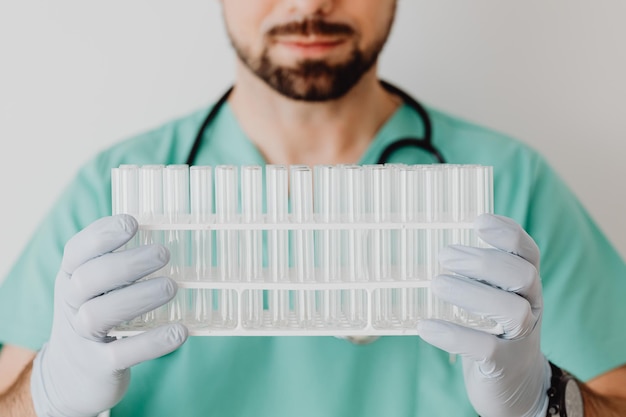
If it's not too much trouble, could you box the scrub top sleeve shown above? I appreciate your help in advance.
[523,155,626,382]
[0,154,114,351]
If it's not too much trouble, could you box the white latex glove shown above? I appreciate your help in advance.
[417,213,550,417]
[30,214,189,417]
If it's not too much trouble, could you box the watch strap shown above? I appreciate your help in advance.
[547,361,577,417]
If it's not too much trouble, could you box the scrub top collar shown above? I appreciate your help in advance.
[193,101,428,166]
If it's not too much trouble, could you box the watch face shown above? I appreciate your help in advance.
[564,379,584,417]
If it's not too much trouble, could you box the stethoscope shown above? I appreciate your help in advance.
[185,80,446,166]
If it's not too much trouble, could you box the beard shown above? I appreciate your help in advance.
[227,14,395,102]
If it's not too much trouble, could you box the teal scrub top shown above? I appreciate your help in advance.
[2,101,626,416]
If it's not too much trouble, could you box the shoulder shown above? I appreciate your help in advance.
[72,105,213,190]
[428,107,545,171]
[426,106,563,224]
[98,105,213,168]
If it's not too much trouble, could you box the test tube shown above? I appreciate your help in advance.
[112,164,140,224]
[112,168,119,213]
[478,166,494,216]
[409,166,431,322]
[112,165,145,328]
[366,165,392,326]
[386,164,405,327]
[314,165,341,325]
[478,165,495,329]
[214,165,238,326]
[441,165,461,267]
[266,165,289,327]
[190,166,213,327]
[163,165,190,279]
[445,165,463,323]
[446,165,462,244]
[366,165,391,280]
[398,167,417,279]
[215,165,239,280]
[113,164,141,254]
[290,166,315,327]
[458,165,495,329]
[138,165,164,244]
[397,167,417,325]
[421,166,438,320]
[163,165,190,323]
[136,165,166,325]
[341,165,365,325]
[241,165,263,328]
[429,166,456,321]
[190,166,213,280]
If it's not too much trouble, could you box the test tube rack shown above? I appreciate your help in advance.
[109,163,499,337]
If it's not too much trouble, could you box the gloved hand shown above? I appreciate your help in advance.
[30,214,189,417]
[418,213,551,417]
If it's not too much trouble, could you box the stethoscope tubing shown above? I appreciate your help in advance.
[185,81,445,166]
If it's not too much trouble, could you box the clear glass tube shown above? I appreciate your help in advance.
[365,164,391,280]
[190,166,213,223]
[385,163,404,261]
[479,166,494,216]
[341,165,365,325]
[138,165,165,274]
[214,165,238,326]
[290,165,315,327]
[444,165,462,322]
[241,165,263,328]
[135,165,166,323]
[163,165,190,280]
[190,166,213,327]
[422,167,438,319]
[164,165,190,222]
[398,167,416,278]
[113,165,157,326]
[190,166,213,280]
[111,168,120,216]
[428,166,454,321]
[366,165,392,326]
[139,165,165,223]
[215,165,239,281]
[266,165,289,327]
[314,165,341,325]
[112,165,140,218]
[398,167,418,324]
[163,165,190,322]
[458,165,495,329]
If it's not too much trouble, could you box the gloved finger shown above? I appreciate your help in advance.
[432,274,537,339]
[439,245,542,310]
[74,277,177,341]
[62,215,138,274]
[475,214,540,270]
[417,319,500,375]
[106,323,188,370]
[66,244,170,308]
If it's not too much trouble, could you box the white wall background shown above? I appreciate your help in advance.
[1,1,625,282]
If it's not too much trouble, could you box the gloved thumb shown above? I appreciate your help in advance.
[106,323,188,370]
[418,319,499,374]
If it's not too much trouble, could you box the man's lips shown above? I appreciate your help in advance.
[273,37,348,55]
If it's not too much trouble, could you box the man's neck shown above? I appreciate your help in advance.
[228,64,401,166]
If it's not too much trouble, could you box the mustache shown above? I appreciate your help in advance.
[267,18,355,37]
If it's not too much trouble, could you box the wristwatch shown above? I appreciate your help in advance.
[546,362,584,417]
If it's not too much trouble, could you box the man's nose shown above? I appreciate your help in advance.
[287,0,334,16]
